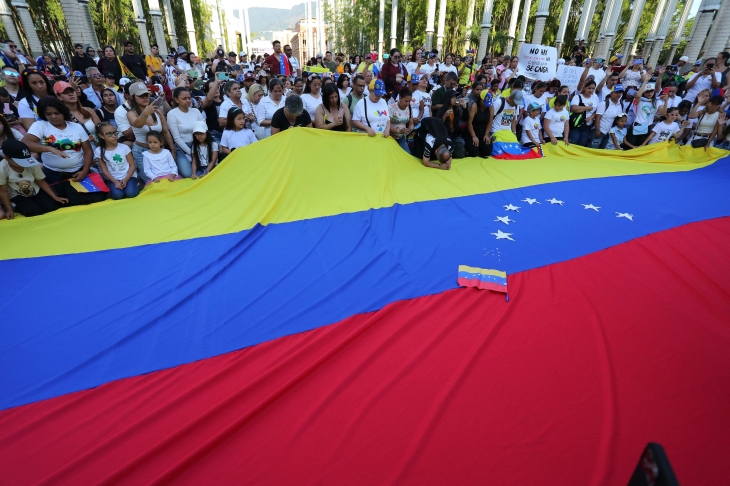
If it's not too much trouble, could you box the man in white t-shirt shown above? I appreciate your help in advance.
[588,58,607,85]
[284,45,300,78]
[489,90,522,134]
[352,79,390,137]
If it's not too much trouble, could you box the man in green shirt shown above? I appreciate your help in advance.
[323,51,337,72]
[343,74,366,130]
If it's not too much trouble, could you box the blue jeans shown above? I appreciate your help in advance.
[175,146,192,178]
[132,144,148,183]
[394,136,410,153]
[106,177,140,199]
[568,125,592,147]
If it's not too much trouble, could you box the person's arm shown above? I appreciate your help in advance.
[640,128,656,146]
[123,152,136,186]
[159,115,176,151]
[674,120,690,139]
[524,121,539,146]
[657,94,669,116]
[710,71,720,89]
[167,111,191,154]
[706,113,726,151]
[684,72,700,90]
[382,119,390,138]
[594,113,603,138]
[609,131,621,150]
[352,119,375,136]
[543,116,557,144]
[70,140,94,181]
[467,103,479,146]
[563,118,570,145]
[635,71,651,100]
[22,133,69,159]
[596,76,608,93]
[486,105,494,134]
[343,104,352,132]
[577,66,590,92]
[688,103,705,119]
[0,184,13,219]
[201,79,221,108]
[511,111,518,134]
[570,97,591,113]
[128,101,161,129]
[314,105,334,129]
[618,64,630,79]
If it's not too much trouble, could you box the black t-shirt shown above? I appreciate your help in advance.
[120,54,147,80]
[96,106,116,124]
[204,100,223,132]
[271,107,312,131]
[5,87,26,103]
[572,45,585,65]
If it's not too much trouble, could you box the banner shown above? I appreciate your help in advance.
[556,65,585,94]
[517,43,557,81]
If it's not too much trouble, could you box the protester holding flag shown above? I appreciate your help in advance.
[263,41,293,77]
[97,46,124,83]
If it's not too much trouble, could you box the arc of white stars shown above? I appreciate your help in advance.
[504,204,520,212]
[491,230,515,241]
[521,198,540,205]
[581,204,600,212]
[616,212,634,221]
[546,198,564,205]
[495,216,515,225]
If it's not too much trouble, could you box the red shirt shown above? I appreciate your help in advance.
[380,61,409,97]
[263,53,293,76]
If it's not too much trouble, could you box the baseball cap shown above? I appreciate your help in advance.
[668,64,678,71]
[370,78,386,96]
[644,83,656,91]
[511,90,523,103]
[679,56,689,62]
[192,120,208,134]
[239,51,247,56]
[316,53,322,58]
[128,81,149,96]
[409,73,420,83]
[124,40,134,46]
[2,140,38,167]
[365,54,372,60]
[119,77,131,86]
[177,46,187,54]
[527,101,541,111]
[52,81,74,94]
[558,58,566,65]
[104,72,116,79]
[613,83,625,92]
[627,89,637,96]
[383,53,390,59]
[228,51,236,57]
[244,72,255,80]
[594,57,604,64]
[694,59,702,66]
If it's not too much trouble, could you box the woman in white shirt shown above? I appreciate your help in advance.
[166,87,205,177]
[627,75,668,147]
[684,58,722,103]
[301,75,323,120]
[439,54,458,77]
[18,70,54,131]
[568,80,599,146]
[244,83,266,135]
[619,59,645,91]
[259,79,287,138]
[337,74,351,100]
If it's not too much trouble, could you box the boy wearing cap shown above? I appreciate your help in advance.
[0,139,68,219]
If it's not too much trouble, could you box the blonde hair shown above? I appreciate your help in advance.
[247,83,264,102]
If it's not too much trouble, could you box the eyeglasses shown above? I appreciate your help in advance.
[8,45,16,49]
[102,131,119,136]
[3,70,19,77]
[90,73,103,78]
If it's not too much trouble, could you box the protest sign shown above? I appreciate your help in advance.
[556,65,584,93]
[517,43,557,81]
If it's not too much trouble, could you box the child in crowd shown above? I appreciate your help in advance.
[220,107,257,155]
[641,107,689,146]
[0,139,68,219]
[605,114,633,150]
[191,120,220,179]
[142,130,180,183]
[521,102,544,148]
[94,122,139,199]
[543,95,570,145]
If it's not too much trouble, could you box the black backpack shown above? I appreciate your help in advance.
[569,94,586,129]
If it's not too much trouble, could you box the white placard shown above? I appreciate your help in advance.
[555,65,584,94]
[517,43,557,81]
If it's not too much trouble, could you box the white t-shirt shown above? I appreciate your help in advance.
[94,144,135,180]
[622,69,644,89]
[588,67,606,85]
[634,97,660,125]
[220,128,257,150]
[420,62,438,84]
[143,148,178,179]
[571,93,599,126]
[219,98,243,121]
[352,96,390,133]
[17,96,40,121]
[439,63,458,77]
[648,121,680,144]
[194,141,220,167]
[260,96,286,136]
[520,115,542,145]
[28,120,87,172]
[596,99,625,134]
[412,90,432,118]
[301,93,323,120]
[544,108,569,137]
[167,107,204,154]
[490,98,517,133]
[114,103,132,132]
[524,92,549,111]
[684,72,722,103]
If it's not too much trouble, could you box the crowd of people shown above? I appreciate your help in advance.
[0,36,729,220]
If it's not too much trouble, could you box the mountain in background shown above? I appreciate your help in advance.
[247,2,316,39]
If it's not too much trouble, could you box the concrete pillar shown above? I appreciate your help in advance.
[667,0,696,63]
[214,0,224,51]
[555,0,573,54]
[390,0,397,49]
[403,5,410,51]
[148,0,168,56]
[436,0,446,53]
[181,0,197,52]
[531,0,551,45]
[10,0,41,56]
[0,0,20,48]
[162,0,178,49]
[505,0,521,55]
[58,0,83,46]
[599,0,624,59]
[516,0,533,55]
[243,7,251,55]
[648,0,680,67]
[476,0,495,60]
[305,1,312,60]
[425,0,436,51]
[681,2,720,64]
[464,0,476,52]
[642,0,668,60]
[378,0,384,58]
[576,0,597,41]
[620,0,646,58]
[318,0,325,53]
[75,0,100,48]
[130,0,151,55]
[702,0,730,58]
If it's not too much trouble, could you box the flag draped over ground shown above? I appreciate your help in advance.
[1,130,729,485]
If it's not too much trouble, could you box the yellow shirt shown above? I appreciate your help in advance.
[146,54,163,79]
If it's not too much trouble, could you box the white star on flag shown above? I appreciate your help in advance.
[616,212,634,221]
[504,204,520,212]
[495,216,515,225]
[546,198,564,205]
[521,198,540,205]
[581,204,600,212]
[491,230,515,241]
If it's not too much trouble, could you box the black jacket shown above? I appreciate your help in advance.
[71,55,97,74]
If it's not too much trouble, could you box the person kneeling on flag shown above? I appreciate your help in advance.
[0,139,68,219]
[412,117,454,170]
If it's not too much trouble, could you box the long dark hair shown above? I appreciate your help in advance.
[101,88,119,109]
[437,91,462,132]
[37,96,72,122]
[21,69,53,114]
[0,114,18,141]
[321,83,340,111]
[129,93,158,123]
[336,74,349,91]
[192,128,213,169]
[304,75,320,94]
[225,107,244,130]
[94,121,115,169]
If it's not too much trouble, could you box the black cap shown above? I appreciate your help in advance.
[2,140,38,167]
[104,72,115,78]
[228,51,236,57]
[124,40,134,46]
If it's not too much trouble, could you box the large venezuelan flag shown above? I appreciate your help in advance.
[1,129,730,485]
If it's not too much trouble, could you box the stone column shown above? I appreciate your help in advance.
[642,0,668,60]
[555,0,573,54]
[476,0,494,60]
[76,0,100,48]
[130,0,151,54]
[403,5,410,51]
[0,0,20,47]
[505,0,521,55]
[599,0,624,59]
[162,0,177,49]
[531,0,551,45]
[620,0,646,58]
[648,0,680,67]
[378,0,384,58]
[243,7,251,55]
[667,0,696,63]
[681,1,720,64]
[181,0,197,52]
[10,0,41,56]
[464,0,476,52]
[390,0,397,49]
[425,0,436,51]
[318,0,325,54]
[576,0,597,42]
[516,0,533,54]
[702,0,730,58]
[58,0,83,46]
[436,0,446,53]
[148,0,168,56]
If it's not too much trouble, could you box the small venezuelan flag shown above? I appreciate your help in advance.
[457,265,508,293]
[69,173,110,193]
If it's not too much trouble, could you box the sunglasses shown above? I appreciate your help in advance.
[102,131,119,136]
[90,73,103,78]
[3,70,19,77]
[136,93,151,97]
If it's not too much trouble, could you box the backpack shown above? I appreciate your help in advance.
[569,94,586,129]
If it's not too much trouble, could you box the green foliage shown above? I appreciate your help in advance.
[89,0,139,51]
[26,0,74,58]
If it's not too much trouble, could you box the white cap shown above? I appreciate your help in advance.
[119,77,131,86]
[558,58,566,65]
[239,51,247,57]
[192,120,208,134]
[679,56,689,62]
[645,83,656,91]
